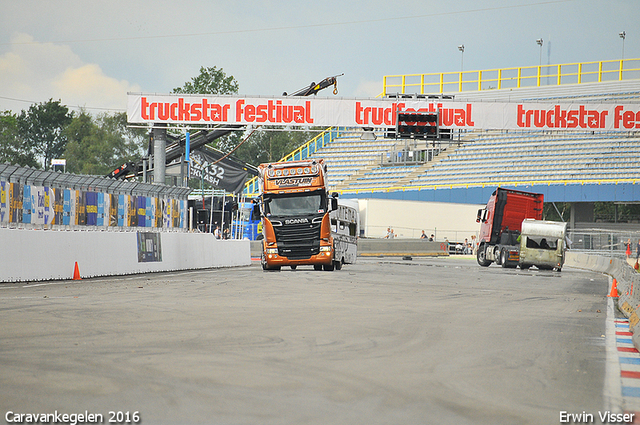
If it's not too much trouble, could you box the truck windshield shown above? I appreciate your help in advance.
[266,192,325,216]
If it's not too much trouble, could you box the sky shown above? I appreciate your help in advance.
[1,0,639,115]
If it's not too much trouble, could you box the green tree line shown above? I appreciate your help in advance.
[0,66,320,178]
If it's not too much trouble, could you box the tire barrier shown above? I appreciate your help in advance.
[565,251,640,349]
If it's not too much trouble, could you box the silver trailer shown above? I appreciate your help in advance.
[518,219,567,271]
[330,200,359,269]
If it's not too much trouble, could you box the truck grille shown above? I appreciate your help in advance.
[274,220,321,260]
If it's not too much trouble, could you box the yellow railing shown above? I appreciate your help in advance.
[243,126,340,196]
[382,58,640,95]
[333,178,640,196]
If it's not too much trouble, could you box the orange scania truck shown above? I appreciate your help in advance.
[258,158,343,271]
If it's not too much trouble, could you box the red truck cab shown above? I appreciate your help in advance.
[476,188,543,267]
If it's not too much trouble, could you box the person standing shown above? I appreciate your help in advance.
[384,227,395,239]
[626,238,632,259]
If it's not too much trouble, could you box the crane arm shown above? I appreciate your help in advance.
[284,73,344,96]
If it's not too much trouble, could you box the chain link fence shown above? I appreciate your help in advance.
[568,228,640,259]
[0,164,191,231]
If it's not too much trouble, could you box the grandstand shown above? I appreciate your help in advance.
[242,58,640,239]
[312,128,640,191]
[244,59,640,204]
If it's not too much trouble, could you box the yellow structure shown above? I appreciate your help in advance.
[383,58,640,95]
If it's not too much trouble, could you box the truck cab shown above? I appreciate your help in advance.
[476,187,543,267]
[258,159,340,271]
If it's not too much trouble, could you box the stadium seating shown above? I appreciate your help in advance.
[306,128,640,192]
[244,75,640,196]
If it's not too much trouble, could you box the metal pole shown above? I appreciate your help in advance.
[209,190,215,233]
[153,126,166,185]
[221,192,226,238]
[185,131,190,187]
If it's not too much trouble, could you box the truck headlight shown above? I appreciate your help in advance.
[266,248,278,254]
[319,246,332,252]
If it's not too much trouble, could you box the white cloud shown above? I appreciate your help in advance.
[0,33,141,114]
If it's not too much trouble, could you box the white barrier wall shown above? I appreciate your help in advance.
[0,228,250,282]
[565,251,640,349]
[357,198,484,240]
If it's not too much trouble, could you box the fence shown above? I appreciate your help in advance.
[568,228,640,258]
[383,58,640,95]
[0,164,191,231]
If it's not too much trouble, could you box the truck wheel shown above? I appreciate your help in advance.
[261,254,280,271]
[500,249,508,268]
[501,250,517,268]
[494,247,502,265]
[323,262,335,271]
[520,264,531,270]
[334,259,343,270]
[314,265,323,271]
[477,244,491,267]
[290,265,297,270]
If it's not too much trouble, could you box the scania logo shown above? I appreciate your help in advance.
[284,218,309,225]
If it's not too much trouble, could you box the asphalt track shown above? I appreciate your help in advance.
[0,256,609,425]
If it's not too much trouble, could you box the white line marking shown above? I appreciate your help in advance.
[604,295,624,413]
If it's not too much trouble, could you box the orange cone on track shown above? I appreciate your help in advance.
[73,262,81,280]
[608,278,618,298]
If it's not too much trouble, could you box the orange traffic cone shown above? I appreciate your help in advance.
[73,262,81,280]
[608,278,618,297]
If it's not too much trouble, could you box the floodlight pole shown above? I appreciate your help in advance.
[536,38,543,67]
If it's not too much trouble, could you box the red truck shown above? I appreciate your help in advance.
[476,187,544,267]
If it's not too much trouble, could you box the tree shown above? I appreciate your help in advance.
[172,66,242,157]
[543,202,571,222]
[234,126,321,165]
[171,66,321,170]
[172,66,239,95]
[17,99,72,170]
[64,111,146,175]
[0,110,39,167]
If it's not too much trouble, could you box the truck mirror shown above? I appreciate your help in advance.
[476,209,483,223]
[331,198,338,211]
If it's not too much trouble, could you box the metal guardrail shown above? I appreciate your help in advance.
[334,177,640,196]
[383,58,640,95]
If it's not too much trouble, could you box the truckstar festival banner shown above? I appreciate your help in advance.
[128,93,640,131]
